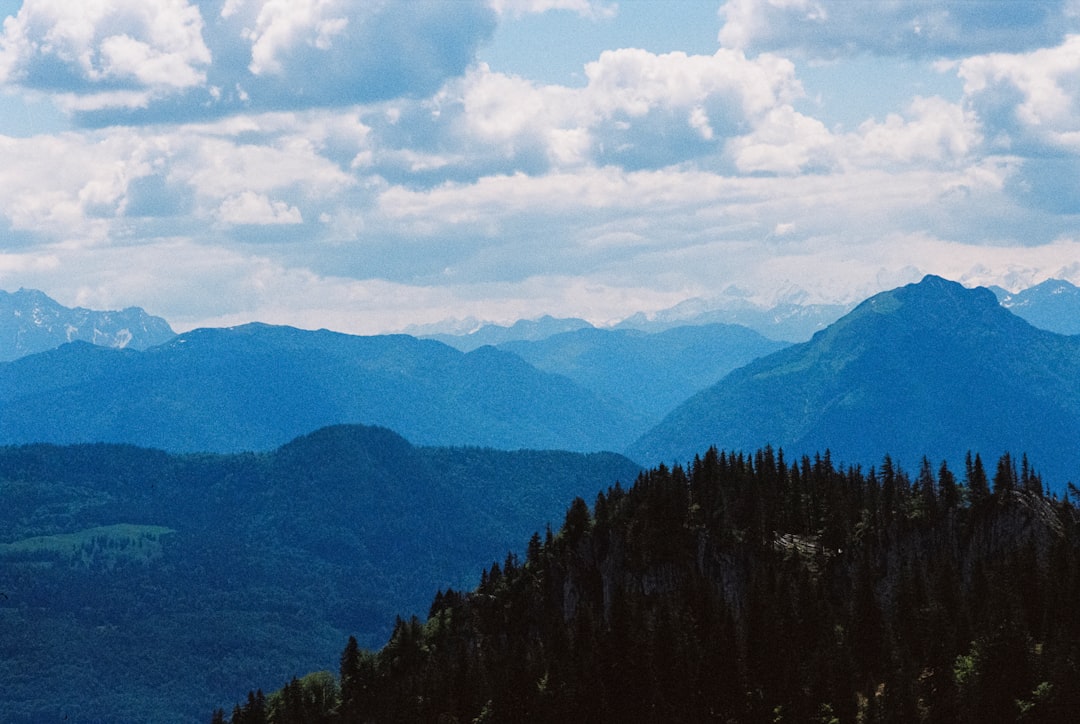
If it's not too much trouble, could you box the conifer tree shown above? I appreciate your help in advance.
[339,635,363,722]
[993,452,1018,495]
[915,456,939,520]
[938,460,960,509]
[966,452,990,505]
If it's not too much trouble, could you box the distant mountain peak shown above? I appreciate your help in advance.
[839,275,1004,336]
[0,288,175,361]
[892,275,993,304]
[423,315,595,351]
[993,278,1080,335]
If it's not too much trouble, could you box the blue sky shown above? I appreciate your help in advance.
[0,0,1079,333]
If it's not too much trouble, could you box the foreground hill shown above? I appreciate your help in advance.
[631,276,1080,487]
[218,448,1080,723]
[0,323,645,453]
[0,425,641,722]
[498,323,787,424]
[0,287,174,361]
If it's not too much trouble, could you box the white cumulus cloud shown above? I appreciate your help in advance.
[240,0,350,76]
[217,190,302,225]
[0,0,211,96]
[447,48,803,171]
[957,34,1080,152]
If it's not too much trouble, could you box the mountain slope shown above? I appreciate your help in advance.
[0,288,174,361]
[630,276,1080,487]
[0,323,645,453]
[0,425,642,722]
[498,323,787,424]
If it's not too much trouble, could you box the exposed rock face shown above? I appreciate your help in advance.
[0,288,174,361]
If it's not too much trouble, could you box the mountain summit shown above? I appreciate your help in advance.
[630,275,1080,487]
[0,288,174,361]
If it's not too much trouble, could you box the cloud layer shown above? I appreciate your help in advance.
[0,0,1078,334]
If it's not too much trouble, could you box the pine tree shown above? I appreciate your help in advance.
[966,452,990,506]
[339,635,363,722]
[938,460,960,509]
[1020,453,1044,496]
[914,456,939,521]
[993,452,1018,495]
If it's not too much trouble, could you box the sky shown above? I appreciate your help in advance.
[1,0,1080,334]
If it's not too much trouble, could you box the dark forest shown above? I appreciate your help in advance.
[220,447,1080,723]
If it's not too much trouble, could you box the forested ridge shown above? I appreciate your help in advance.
[218,448,1080,723]
[0,426,641,722]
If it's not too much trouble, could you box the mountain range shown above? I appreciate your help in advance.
[421,300,850,347]
[613,296,853,341]
[0,323,647,454]
[0,288,174,361]
[5,277,1080,487]
[631,275,1080,487]
[995,277,1080,335]
[423,315,595,351]
[4,277,1079,365]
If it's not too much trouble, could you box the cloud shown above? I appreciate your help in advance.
[952,35,1080,214]
[693,92,980,176]
[373,160,1030,288]
[726,104,833,174]
[0,107,366,252]
[173,131,354,200]
[0,114,1072,335]
[234,0,351,76]
[0,0,497,123]
[2,0,1080,336]
[957,35,1080,153]
[718,0,1078,58]
[222,0,496,108]
[488,0,617,20]
[845,95,982,168]
[217,190,302,225]
[389,45,978,180]
[0,0,211,107]
[0,130,161,242]
[416,48,804,175]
